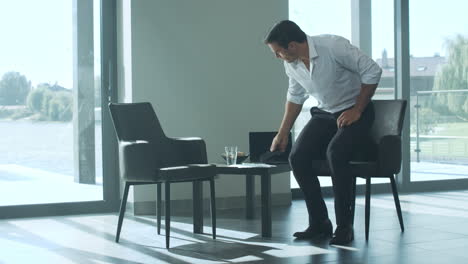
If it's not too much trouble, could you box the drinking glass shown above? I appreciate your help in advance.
[224,146,238,165]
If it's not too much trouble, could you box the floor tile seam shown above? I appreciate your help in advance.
[374,233,468,245]
[403,235,468,248]
[407,242,468,252]
[422,226,468,236]
[437,248,468,260]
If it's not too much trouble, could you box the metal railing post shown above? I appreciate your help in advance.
[415,92,421,162]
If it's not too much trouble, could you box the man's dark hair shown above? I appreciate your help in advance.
[264,20,307,49]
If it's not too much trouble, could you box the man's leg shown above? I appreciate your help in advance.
[327,103,375,244]
[289,109,336,236]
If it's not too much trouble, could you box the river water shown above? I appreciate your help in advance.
[0,120,102,178]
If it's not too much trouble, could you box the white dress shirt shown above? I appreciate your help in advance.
[285,34,382,113]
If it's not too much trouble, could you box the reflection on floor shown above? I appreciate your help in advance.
[2,190,468,263]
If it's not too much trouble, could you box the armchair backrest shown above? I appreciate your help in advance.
[370,100,407,143]
[109,102,166,144]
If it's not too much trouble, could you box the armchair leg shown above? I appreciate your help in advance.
[390,176,405,232]
[192,181,203,234]
[157,183,162,235]
[165,182,171,249]
[210,178,216,239]
[351,177,357,225]
[116,182,130,243]
[365,177,371,241]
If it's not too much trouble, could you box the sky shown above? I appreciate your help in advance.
[0,0,100,89]
[0,0,467,89]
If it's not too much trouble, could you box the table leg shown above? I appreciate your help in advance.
[193,181,203,234]
[261,171,272,237]
[246,174,255,219]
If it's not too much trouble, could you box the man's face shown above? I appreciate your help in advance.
[268,42,298,63]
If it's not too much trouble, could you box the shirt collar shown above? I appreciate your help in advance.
[289,35,318,66]
[307,35,319,60]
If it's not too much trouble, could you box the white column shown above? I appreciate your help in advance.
[351,0,372,57]
[73,0,96,184]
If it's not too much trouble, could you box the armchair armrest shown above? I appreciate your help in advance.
[119,140,159,181]
[167,137,208,164]
[377,135,402,176]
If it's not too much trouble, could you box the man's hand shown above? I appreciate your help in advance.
[270,133,289,152]
[337,107,361,128]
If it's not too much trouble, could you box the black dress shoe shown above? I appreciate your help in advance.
[293,219,333,239]
[329,225,354,245]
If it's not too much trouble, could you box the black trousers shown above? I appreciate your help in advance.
[290,102,375,227]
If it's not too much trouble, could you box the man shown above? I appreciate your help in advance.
[264,20,382,245]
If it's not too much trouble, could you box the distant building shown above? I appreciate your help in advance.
[376,49,447,95]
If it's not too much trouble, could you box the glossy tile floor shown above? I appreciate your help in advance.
[2,190,468,264]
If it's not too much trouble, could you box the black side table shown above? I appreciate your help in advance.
[192,163,291,238]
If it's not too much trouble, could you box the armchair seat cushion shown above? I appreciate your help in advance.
[312,160,388,178]
[157,164,216,182]
[349,161,379,178]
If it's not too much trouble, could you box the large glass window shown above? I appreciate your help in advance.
[372,0,395,101]
[409,0,468,182]
[0,0,104,206]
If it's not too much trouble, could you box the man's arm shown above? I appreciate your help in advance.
[271,68,308,151]
[332,36,382,128]
[354,83,378,113]
[271,101,303,152]
[337,83,377,128]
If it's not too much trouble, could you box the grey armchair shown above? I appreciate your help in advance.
[311,100,407,240]
[109,102,216,248]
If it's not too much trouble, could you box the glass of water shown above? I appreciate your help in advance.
[224,146,238,165]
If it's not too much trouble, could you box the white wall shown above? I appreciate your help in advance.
[118,0,290,207]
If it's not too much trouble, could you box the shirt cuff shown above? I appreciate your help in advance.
[287,93,309,105]
[361,68,382,84]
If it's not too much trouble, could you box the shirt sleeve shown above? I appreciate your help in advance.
[332,36,382,84]
[286,76,309,105]
[284,63,308,104]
